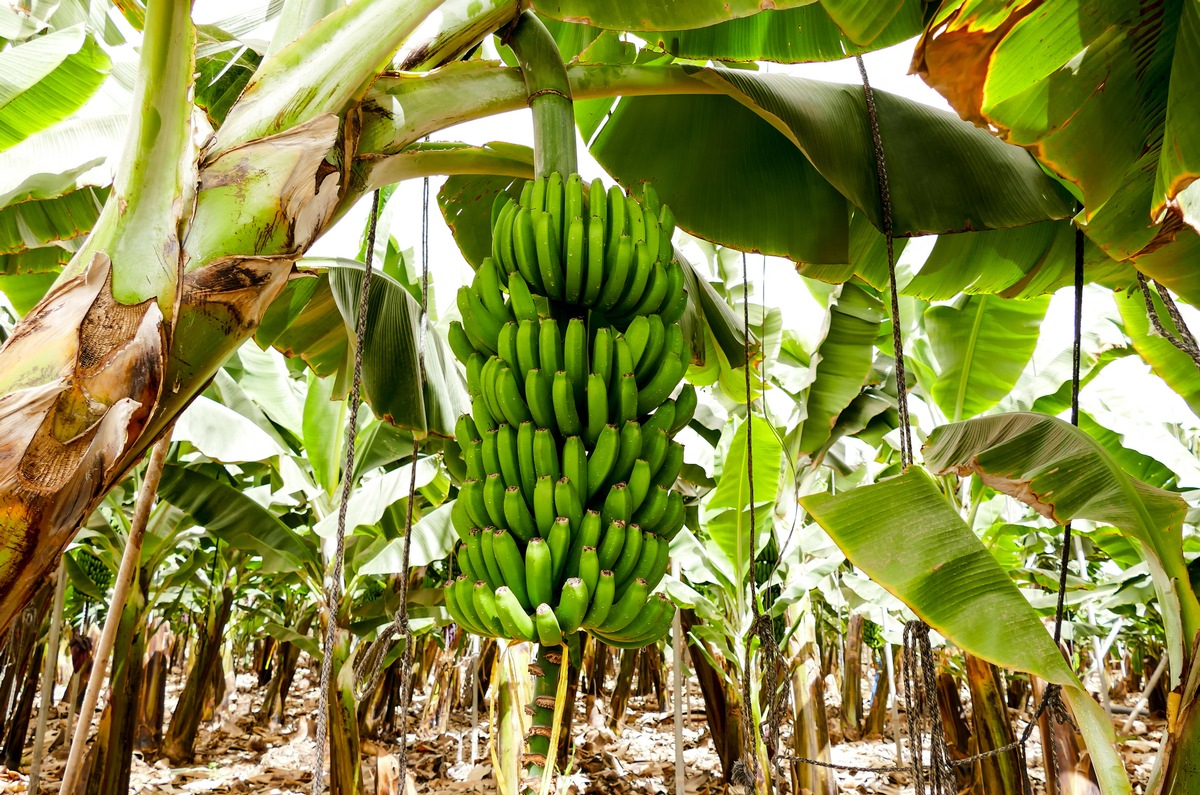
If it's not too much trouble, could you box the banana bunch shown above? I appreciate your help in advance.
[443,172,693,651]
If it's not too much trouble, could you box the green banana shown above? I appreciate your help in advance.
[654,491,686,540]
[606,185,628,252]
[516,319,540,377]
[507,269,540,323]
[644,537,671,592]
[503,486,536,543]
[517,421,537,499]
[460,479,489,530]
[566,509,602,579]
[483,473,507,529]
[555,578,590,634]
[474,258,511,322]
[577,546,600,596]
[587,424,619,501]
[582,570,616,629]
[584,208,605,306]
[632,484,669,531]
[524,368,556,432]
[626,261,670,320]
[443,580,477,635]
[512,207,543,293]
[591,327,613,386]
[566,173,585,220]
[494,586,536,642]
[642,404,674,443]
[491,197,514,270]
[585,374,608,447]
[472,390,497,434]
[564,318,588,402]
[611,524,643,592]
[528,175,545,212]
[451,497,472,543]
[548,516,571,586]
[629,531,660,588]
[614,372,638,428]
[634,314,666,383]
[447,321,476,362]
[624,316,651,368]
[671,384,697,435]
[546,171,564,246]
[554,477,583,530]
[642,198,661,263]
[637,325,686,416]
[658,204,676,262]
[597,519,627,571]
[660,262,687,326]
[601,482,631,528]
[476,528,504,591]
[611,421,643,487]
[536,604,564,646]
[641,428,669,477]
[463,437,485,483]
[465,353,485,398]
[497,321,519,373]
[599,576,649,633]
[496,422,520,489]
[533,475,556,538]
[612,241,653,316]
[472,581,507,637]
[525,537,553,608]
[455,543,475,582]
[539,318,563,374]
[652,441,684,491]
[612,337,634,387]
[533,427,560,480]
[552,370,583,437]
[533,210,564,300]
[564,216,585,303]
[492,528,532,610]
[495,364,532,427]
[458,286,502,353]
[600,593,670,646]
[479,356,505,422]
[625,193,646,245]
[627,459,652,512]
[561,436,588,500]
[597,235,633,311]
[450,577,488,636]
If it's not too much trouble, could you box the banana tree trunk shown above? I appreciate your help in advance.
[0,0,510,636]
[965,654,1021,795]
[0,580,53,762]
[328,632,363,795]
[163,586,233,763]
[841,613,864,739]
[78,573,147,795]
[1032,676,1100,795]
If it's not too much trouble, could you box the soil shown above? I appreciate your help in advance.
[2,656,1165,794]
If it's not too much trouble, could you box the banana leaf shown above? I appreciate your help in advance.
[800,468,1130,795]
[1115,286,1200,418]
[642,0,927,63]
[922,412,1200,686]
[302,369,345,496]
[798,283,883,455]
[922,294,1050,422]
[359,500,457,573]
[703,415,783,587]
[157,464,320,576]
[529,0,811,31]
[0,25,111,150]
[257,259,467,437]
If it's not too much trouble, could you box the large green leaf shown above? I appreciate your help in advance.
[905,221,1130,301]
[799,469,1129,795]
[922,412,1200,685]
[312,459,439,538]
[798,283,883,455]
[0,186,107,255]
[912,1,1186,265]
[530,0,811,31]
[260,260,468,437]
[797,211,908,291]
[157,464,319,576]
[359,500,457,573]
[303,370,345,496]
[589,68,1075,265]
[173,395,286,462]
[922,294,1050,421]
[644,0,927,63]
[1115,285,1200,418]
[194,29,263,126]
[703,415,782,585]
[0,25,111,150]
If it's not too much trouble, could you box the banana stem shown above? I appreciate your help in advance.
[524,643,563,791]
[506,11,577,179]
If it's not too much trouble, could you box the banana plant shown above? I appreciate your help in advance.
[0,0,1087,636]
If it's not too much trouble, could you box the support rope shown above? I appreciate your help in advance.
[1136,272,1200,369]
[312,188,383,794]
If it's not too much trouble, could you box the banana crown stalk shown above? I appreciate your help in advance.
[444,174,695,648]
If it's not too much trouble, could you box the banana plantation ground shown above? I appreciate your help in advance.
[0,642,1172,794]
[4,2,1200,795]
